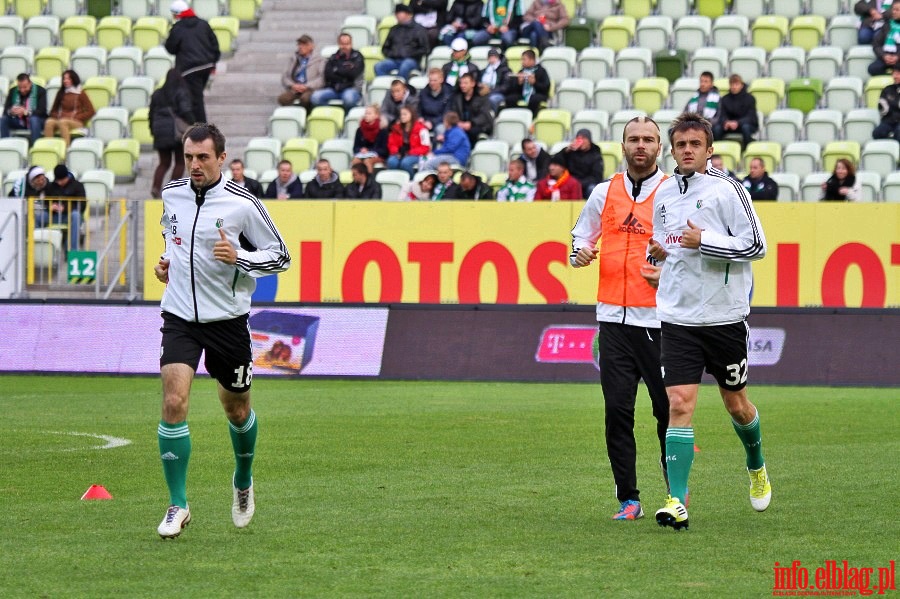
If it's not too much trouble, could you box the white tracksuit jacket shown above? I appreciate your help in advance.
[160,176,291,323]
[650,167,766,326]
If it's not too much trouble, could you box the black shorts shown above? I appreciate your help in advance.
[160,311,253,392]
[660,321,750,391]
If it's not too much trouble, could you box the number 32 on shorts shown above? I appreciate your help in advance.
[725,359,748,386]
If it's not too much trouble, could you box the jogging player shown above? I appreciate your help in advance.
[154,123,291,538]
[571,116,670,521]
[641,112,769,531]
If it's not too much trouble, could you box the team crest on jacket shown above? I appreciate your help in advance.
[658,204,666,224]
[696,199,703,209]
[215,218,224,228]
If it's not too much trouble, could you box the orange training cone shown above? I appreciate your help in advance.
[694,445,701,452]
[81,485,113,500]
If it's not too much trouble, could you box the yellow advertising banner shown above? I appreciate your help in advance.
[143,201,900,308]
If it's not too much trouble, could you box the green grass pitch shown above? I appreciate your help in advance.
[3,376,898,597]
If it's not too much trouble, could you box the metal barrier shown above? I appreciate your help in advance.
[23,197,139,299]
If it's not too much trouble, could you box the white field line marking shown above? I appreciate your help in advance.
[49,431,132,450]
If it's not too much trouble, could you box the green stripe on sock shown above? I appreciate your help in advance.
[158,420,190,509]
[665,427,694,503]
[732,410,764,470]
[230,410,258,491]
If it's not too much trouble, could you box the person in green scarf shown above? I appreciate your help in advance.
[472,0,524,48]
[1,73,48,145]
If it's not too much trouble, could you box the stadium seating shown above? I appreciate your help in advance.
[268,106,307,143]
[747,78,785,116]
[598,15,635,52]
[657,0,691,19]
[494,108,533,147]
[555,78,594,114]
[596,141,623,179]
[118,76,155,113]
[786,78,823,114]
[845,45,876,81]
[694,0,728,18]
[728,46,765,82]
[144,46,175,84]
[620,0,652,19]
[635,15,673,54]
[532,109,571,147]
[572,109,609,144]
[806,46,843,82]
[129,107,153,149]
[118,0,153,21]
[743,141,781,174]
[783,142,821,180]
[673,16,711,54]
[341,15,377,49]
[319,138,355,173]
[0,16,24,48]
[804,110,843,147]
[769,172,800,202]
[865,76,892,109]
[824,77,863,114]
[860,140,899,179]
[788,15,826,52]
[96,16,132,51]
[751,15,788,52]
[132,16,169,52]
[0,137,29,173]
[23,15,60,51]
[822,141,861,174]
[801,172,830,202]
[827,15,860,51]
[282,137,319,173]
[732,1,766,21]
[711,15,749,51]
[107,46,144,82]
[764,109,804,147]
[343,106,366,142]
[48,0,81,20]
[469,139,510,179]
[71,46,108,80]
[540,46,577,82]
[769,47,805,83]
[375,169,409,200]
[34,46,70,81]
[80,168,116,208]
[229,0,261,26]
[210,16,240,56]
[576,46,614,82]
[83,76,118,111]
[881,172,900,202]
[0,46,35,81]
[843,108,880,145]
[91,106,130,143]
[856,171,881,202]
[67,137,105,177]
[609,109,646,145]
[593,78,630,114]
[631,77,668,114]
[30,137,67,171]
[59,15,96,51]
[102,138,140,181]
[690,47,728,79]
[306,106,344,144]
[244,137,283,175]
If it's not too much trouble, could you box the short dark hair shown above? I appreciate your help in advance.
[297,34,313,44]
[522,50,536,61]
[230,158,244,167]
[700,71,714,80]
[622,115,660,143]
[16,73,30,83]
[184,122,226,156]
[510,157,526,171]
[444,111,460,127]
[668,112,713,148]
[351,163,368,176]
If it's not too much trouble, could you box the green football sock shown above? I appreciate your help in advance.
[732,410,764,470]
[229,409,257,490]
[158,420,191,509]
[665,427,694,504]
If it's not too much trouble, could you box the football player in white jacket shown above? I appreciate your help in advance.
[153,123,291,538]
[641,112,769,531]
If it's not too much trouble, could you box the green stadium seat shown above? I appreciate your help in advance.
[102,138,140,182]
[598,15,635,52]
[743,141,781,174]
[786,78,823,114]
[282,137,319,173]
[654,49,687,84]
[751,15,788,53]
[788,15,826,52]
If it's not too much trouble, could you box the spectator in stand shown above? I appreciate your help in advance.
[410,0,448,51]
[869,1,900,75]
[43,70,95,148]
[473,0,524,48]
[558,128,604,198]
[12,166,51,230]
[709,153,738,180]
[278,35,325,110]
[520,0,570,51]
[419,68,454,138]
[448,171,493,199]
[229,159,264,198]
[421,111,471,170]
[449,73,494,146]
[535,153,582,200]
[874,64,900,140]
[400,172,439,200]
[496,157,536,201]
[386,105,431,176]
[304,159,344,199]
[518,137,550,182]
[375,4,430,81]
[149,68,195,198]
[478,47,511,112]
[381,79,419,128]
[856,0,892,45]
[166,0,220,123]
[711,74,758,150]
[46,163,86,250]
[684,71,719,121]
[821,158,861,201]
[311,33,364,112]
[430,161,462,199]
[351,104,389,173]
[344,162,382,199]
[443,38,481,89]
[264,160,304,199]
[741,157,779,201]
[440,0,488,47]
[502,50,550,117]
[1,73,47,145]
